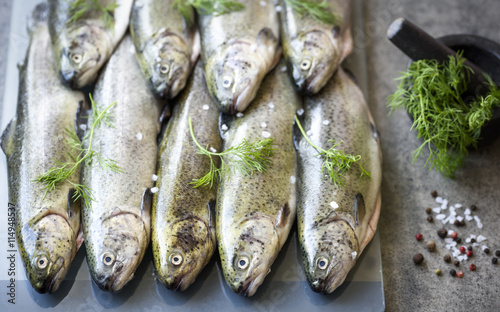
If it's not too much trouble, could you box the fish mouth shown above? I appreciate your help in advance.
[238,270,268,297]
[36,257,65,294]
[93,261,133,292]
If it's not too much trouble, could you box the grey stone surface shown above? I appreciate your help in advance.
[1,0,499,310]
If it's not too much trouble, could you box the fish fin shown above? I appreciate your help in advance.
[270,46,283,71]
[207,199,216,229]
[75,100,89,141]
[219,112,234,140]
[292,113,305,151]
[275,203,291,228]
[27,2,48,35]
[0,119,15,156]
[76,226,84,251]
[67,188,81,219]
[340,27,353,62]
[141,188,153,219]
[353,193,366,227]
[257,27,278,46]
[191,30,201,65]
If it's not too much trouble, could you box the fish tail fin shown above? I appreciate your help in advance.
[1,119,16,157]
[27,2,49,35]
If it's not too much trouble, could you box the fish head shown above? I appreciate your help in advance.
[155,217,213,291]
[88,212,148,292]
[55,23,111,88]
[22,214,77,293]
[221,217,279,297]
[206,44,259,114]
[287,29,340,94]
[141,34,191,98]
[303,220,359,294]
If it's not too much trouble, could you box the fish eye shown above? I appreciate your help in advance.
[221,75,234,89]
[71,53,83,64]
[159,63,169,75]
[235,256,250,270]
[300,59,312,71]
[169,252,183,266]
[36,255,49,270]
[316,257,329,270]
[102,252,115,266]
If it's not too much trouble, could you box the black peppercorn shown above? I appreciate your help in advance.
[468,246,473,251]
[431,190,438,197]
[471,205,477,211]
[454,220,460,226]
[450,269,456,276]
[453,260,460,267]
[496,250,500,257]
[425,207,432,214]
[493,258,498,264]
[437,229,447,239]
[470,238,476,243]
[413,253,424,264]
[444,254,451,262]
[455,237,462,244]
[484,248,490,254]
[427,216,433,222]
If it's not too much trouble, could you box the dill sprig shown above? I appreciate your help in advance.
[388,52,500,178]
[34,95,122,209]
[295,115,370,187]
[285,0,338,25]
[173,0,245,25]
[188,117,275,188]
[67,0,119,29]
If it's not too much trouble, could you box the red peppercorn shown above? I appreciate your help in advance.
[416,233,423,241]
[469,264,477,271]
[460,246,466,253]
[451,232,458,240]
[467,250,473,257]
[457,271,464,278]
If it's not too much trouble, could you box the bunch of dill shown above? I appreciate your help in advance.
[388,53,500,178]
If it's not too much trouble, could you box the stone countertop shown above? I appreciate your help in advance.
[1,0,499,311]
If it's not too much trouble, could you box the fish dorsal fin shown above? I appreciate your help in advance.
[353,193,365,226]
[207,199,216,228]
[1,119,16,157]
[275,203,291,228]
[67,188,81,218]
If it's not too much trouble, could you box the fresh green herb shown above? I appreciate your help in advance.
[67,0,119,29]
[295,115,370,187]
[388,52,500,178]
[35,95,122,209]
[188,117,275,188]
[285,0,338,25]
[173,0,245,25]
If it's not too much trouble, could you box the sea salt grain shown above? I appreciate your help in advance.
[432,207,442,213]
[268,102,275,109]
[351,251,357,259]
[129,44,136,54]
[136,132,143,141]
[330,201,339,209]
[297,108,304,116]
[261,122,267,128]
[260,0,267,6]
[456,216,464,222]
[455,204,462,208]
[262,131,271,138]
[209,147,217,153]
[465,215,473,221]
[221,124,228,131]
[445,238,454,244]
[79,124,87,131]
[323,120,330,125]
[436,197,443,204]
[281,66,287,72]
[151,187,159,194]
[477,235,487,243]
[236,112,244,118]
[202,104,210,110]
[152,174,158,182]
[464,208,471,215]
[436,214,446,220]
[290,176,296,184]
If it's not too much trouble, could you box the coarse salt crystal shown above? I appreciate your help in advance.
[445,244,452,250]
[477,222,483,229]
[79,124,87,131]
[456,216,464,222]
[445,238,454,244]
[236,112,244,118]
[275,5,282,12]
[209,147,217,153]
[455,203,462,208]
[464,208,471,215]
[465,215,473,221]
[152,174,158,181]
[436,214,446,220]
[202,104,210,110]
[290,176,296,184]
[465,238,471,244]
[221,124,228,131]
[442,199,448,207]
[448,217,456,224]
[129,44,136,54]
[262,131,271,138]
[435,196,443,203]
[448,230,454,235]
[351,251,357,259]
[442,219,449,225]
[260,0,267,6]
[472,242,479,247]
[330,201,339,209]
[451,241,457,247]
[473,216,480,222]
[453,250,461,257]
[297,108,304,116]
[281,66,287,72]
[323,120,330,125]
[136,132,143,141]
[261,122,267,128]
[432,207,442,213]
[477,235,487,243]
[470,234,476,239]
[151,187,159,193]
[268,102,275,109]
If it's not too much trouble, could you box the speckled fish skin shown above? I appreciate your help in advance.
[296,68,382,294]
[130,0,200,99]
[0,4,84,294]
[198,0,280,114]
[152,62,219,291]
[279,0,352,94]
[217,60,299,297]
[48,0,133,88]
[82,36,162,292]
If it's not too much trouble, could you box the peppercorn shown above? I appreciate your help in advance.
[454,260,460,267]
[484,248,490,254]
[450,269,456,276]
[460,246,466,253]
[444,254,451,262]
[469,264,477,271]
[416,233,423,241]
[455,237,462,244]
[467,250,473,257]
[431,190,438,198]
[457,271,464,278]
[425,207,432,214]
[427,240,436,251]
[451,232,458,240]
[493,258,498,264]
[470,238,476,243]
[437,229,447,239]
[471,204,477,211]
[435,268,441,275]
[413,253,424,264]
[427,216,433,223]
[454,220,460,226]
[496,250,500,257]
[467,246,473,251]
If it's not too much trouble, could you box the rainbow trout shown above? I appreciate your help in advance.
[0,4,85,294]
[279,0,352,94]
[217,60,299,297]
[82,36,162,292]
[296,68,382,294]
